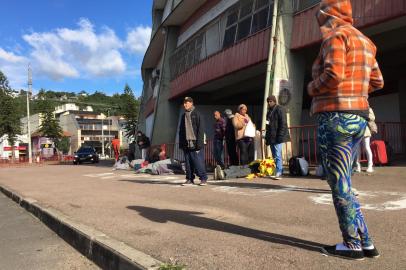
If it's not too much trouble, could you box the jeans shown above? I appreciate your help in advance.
[237,139,254,165]
[183,148,208,182]
[225,139,238,166]
[213,139,225,168]
[317,112,373,249]
[270,143,283,175]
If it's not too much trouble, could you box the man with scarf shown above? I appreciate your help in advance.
[178,97,208,186]
[308,0,383,260]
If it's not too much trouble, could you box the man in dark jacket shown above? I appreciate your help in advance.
[213,111,226,169]
[136,131,150,160]
[178,97,208,186]
[265,95,290,180]
[224,109,238,166]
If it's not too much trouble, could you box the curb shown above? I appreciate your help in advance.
[0,185,162,270]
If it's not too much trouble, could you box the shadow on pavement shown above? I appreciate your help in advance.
[209,182,331,194]
[119,179,182,186]
[127,205,325,253]
[55,160,116,168]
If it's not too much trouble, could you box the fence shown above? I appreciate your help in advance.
[0,154,75,167]
[155,122,406,168]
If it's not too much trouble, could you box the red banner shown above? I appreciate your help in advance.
[3,146,27,151]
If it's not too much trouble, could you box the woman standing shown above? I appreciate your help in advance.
[355,107,377,173]
[232,104,255,165]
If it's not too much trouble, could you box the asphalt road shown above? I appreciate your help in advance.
[0,193,99,270]
[0,164,405,269]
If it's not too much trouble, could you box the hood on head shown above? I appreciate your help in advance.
[317,0,353,34]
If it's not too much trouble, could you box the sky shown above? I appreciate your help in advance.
[0,0,153,97]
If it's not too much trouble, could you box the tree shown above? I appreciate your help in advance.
[120,84,140,137]
[55,137,70,154]
[0,71,21,160]
[37,100,63,150]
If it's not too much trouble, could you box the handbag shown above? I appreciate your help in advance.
[368,121,378,135]
[244,120,256,138]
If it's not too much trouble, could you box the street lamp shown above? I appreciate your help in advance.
[27,64,33,163]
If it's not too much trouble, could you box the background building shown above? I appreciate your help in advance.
[139,0,406,154]
[20,103,127,157]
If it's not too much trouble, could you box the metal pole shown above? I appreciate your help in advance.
[101,116,105,157]
[27,64,33,163]
[261,0,280,132]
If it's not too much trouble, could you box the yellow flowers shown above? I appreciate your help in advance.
[246,158,276,180]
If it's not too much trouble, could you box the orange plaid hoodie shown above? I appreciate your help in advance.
[308,0,384,114]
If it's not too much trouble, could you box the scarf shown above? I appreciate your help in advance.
[185,106,196,146]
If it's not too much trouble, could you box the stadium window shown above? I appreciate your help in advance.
[251,5,269,33]
[267,1,274,26]
[223,25,237,48]
[236,17,252,41]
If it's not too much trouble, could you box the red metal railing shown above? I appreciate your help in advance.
[0,154,75,167]
[155,122,406,168]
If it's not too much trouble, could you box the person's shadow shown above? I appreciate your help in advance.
[127,206,324,253]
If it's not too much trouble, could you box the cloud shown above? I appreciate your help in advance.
[0,48,26,63]
[0,18,151,90]
[125,26,152,54]
[0,48,28,89]
[22,18,127,80]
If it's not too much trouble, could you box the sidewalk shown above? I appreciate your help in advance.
[0,164,405,269]
[0,193,99,270]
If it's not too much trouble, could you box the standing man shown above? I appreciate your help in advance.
[265,95,290,180]
[224,109,238,166]
[111,135,120,161]
[213,111,226,169]
[308,0,383,260]
[136,131,151,160]
[178,97,208,186]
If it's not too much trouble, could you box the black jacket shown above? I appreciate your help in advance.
[136,134,150,149]
[178,109,205,151]
[224,117,236,143]
[265,105,290,145]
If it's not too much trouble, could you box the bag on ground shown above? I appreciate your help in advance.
[289,156,309,176]
[371,140,388,165]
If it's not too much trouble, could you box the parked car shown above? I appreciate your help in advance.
[73,146,99,164]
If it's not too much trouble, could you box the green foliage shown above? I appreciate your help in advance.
[158,258,186,270]
[55,137,70,154]
[0,71,21,158]
[38,99,63,145]
[119,84,139,138]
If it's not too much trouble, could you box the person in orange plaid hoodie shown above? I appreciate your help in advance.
[308,0,384,260]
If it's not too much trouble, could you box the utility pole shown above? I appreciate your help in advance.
[27,64,33,163]
[262,0,280,132]
[101,116,105,157]
[108,110,111,158]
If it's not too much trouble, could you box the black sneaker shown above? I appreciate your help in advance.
[321,245,364,261]
[181,180,194,186]
[199,180,207,186]
[363,247,380,258]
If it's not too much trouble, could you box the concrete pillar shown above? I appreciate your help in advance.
[150,26,180,145]
[399,79,406,123]
[270,1,306,161]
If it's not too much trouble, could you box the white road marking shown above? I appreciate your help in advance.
[310,191,406,211]
[83,173,114,177]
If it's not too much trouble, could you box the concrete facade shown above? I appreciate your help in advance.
[140,0,406,156]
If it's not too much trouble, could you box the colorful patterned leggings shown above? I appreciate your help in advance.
[317,112,373,249]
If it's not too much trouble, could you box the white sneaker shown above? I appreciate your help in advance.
[366,166,374,173]
[272,173,283,180]
[355,163,362,173]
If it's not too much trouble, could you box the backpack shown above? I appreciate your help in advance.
[289,156,309,176]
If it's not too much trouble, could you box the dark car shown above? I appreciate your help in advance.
[73,146,99,164]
